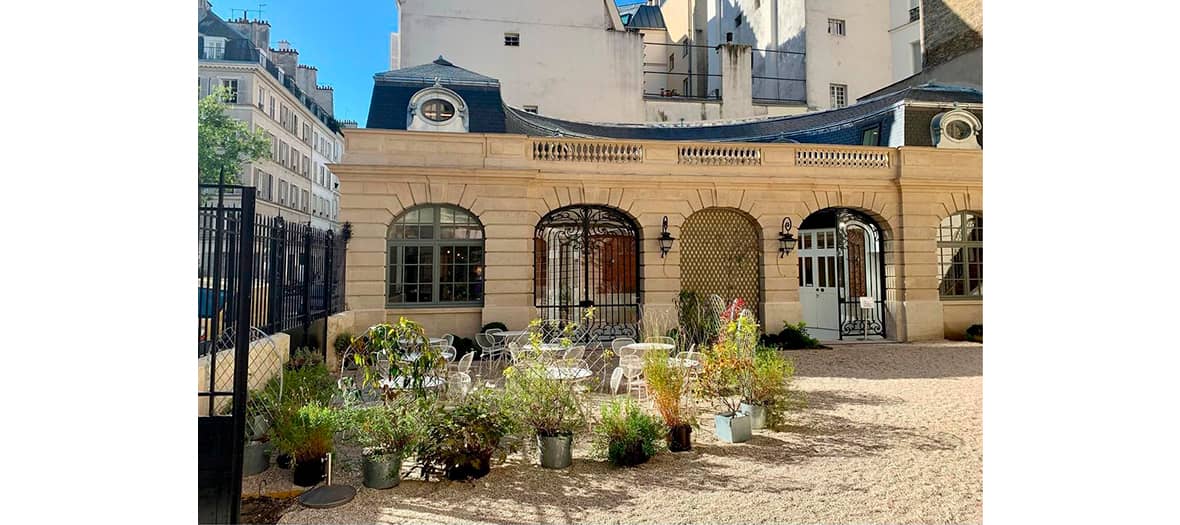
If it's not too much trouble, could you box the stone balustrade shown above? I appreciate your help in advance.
[677,144,762,166]
[531,139,644,163]
[795,147,891,168]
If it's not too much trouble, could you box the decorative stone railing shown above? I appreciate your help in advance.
[531,140,644,163]
[677,145,762,165]
[795,147,891,168]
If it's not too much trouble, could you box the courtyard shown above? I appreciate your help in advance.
[257,342,982,525]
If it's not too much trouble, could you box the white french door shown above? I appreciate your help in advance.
[798,228,840,340]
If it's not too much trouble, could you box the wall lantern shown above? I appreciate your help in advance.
[658,216,675,258]
[778,217,797,258]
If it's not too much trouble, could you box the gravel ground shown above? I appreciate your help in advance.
[262,341,982,525]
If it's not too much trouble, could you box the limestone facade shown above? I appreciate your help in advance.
[332,129,982,341]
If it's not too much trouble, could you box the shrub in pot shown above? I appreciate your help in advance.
[591,397,666,467]
[271,402,338,487]
[740,347,800,430]
[355,318,444,401]
[413,389,517,481]
[696,311,758,443]
[642,350,695,452]
[503,361,588,469]
[342,400,421,489]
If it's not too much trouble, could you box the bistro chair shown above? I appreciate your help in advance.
[450,351,474,375]
[562,345,586,362]
[609,366,625,395]
[619,355,647,402]
[475,333,498,359]
[611,337,636,354]
[442,333,456,348]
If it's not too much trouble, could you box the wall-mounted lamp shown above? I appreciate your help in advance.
[778,217,797,258]
[658,216,675,258]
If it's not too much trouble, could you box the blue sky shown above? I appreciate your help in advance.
[213,1,641,124]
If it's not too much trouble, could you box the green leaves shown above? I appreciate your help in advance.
[198,86,271,185]
[591,397,666,466]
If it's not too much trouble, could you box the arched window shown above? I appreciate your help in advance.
[387,205,484,306]
[937,212,982,298]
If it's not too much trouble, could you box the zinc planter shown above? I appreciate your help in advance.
[243,440,270,476]
[292,457,326,487]
[537,433,573,469]
[362,451,403,489]
[714,412,752,443]
[739,402,768,430]
[667,425,693,452]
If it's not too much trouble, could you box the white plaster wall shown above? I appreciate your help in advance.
[889,0,922,81]
[398,0,645,122]
[705,0,806,102]
[804,0,892,109]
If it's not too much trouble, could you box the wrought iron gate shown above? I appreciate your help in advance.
[835,209,886,339]
[534,205,640,340]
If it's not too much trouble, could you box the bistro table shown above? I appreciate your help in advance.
[380,376,445,390]
[620,342,675,355]
[491,330,528,341]
[545,365,593,381]
[397,337,446,346]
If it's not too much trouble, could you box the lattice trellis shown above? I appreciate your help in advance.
[680,208,762,317]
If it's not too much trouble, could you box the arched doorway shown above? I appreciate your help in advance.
[797,208,885,340]
[534,205,641,340]
[680,208,762,318]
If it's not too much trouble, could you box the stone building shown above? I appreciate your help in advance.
[198,1,344,229]
[335,57,982,342]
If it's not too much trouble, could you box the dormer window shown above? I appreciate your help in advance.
[407,83,468,133]
[421,99,456,122]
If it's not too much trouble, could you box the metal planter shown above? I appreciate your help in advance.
[362,451,403,490]
[714,412,752,443]
[243,440,270,476]
[537,433,573,469]
[739,402,768,430]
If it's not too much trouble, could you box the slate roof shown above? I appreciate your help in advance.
[373,56,500,87]
[504,84,982,143]
[619,4,667,29]
[198,11,248,40]
[366,57,505,132]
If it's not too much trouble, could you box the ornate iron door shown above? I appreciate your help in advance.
[835,210,886,339]
[535,206,640,340]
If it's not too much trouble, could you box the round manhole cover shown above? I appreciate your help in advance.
[297,485,356,509]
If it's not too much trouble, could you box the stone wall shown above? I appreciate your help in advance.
[335,130,983,342]
[922,0,983,70]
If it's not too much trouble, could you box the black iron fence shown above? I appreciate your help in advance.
[198,184,348,357]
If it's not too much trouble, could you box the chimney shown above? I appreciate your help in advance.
[718,43,753,119]
[226,17,270,51]
[199,0,211,18]
[270,40,299,76]
[314,86,335,115]
[389,32,401,70]
[296,64,318,94]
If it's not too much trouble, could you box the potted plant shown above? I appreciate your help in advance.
[342,400,422,489]
[356,318,444,401]
[271,402,338,487]
[696,311,758,443]
[591,397,666,467]
[503,361,588,469]
[413,389,518,481]
[642,350,695,452]
[740,347,798,430]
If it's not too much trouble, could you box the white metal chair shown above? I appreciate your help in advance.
[442,333,456,348]
[439,344,457,362]
[611,337,637,354]
[562,345,586,362]
[619,355,646,401]
[609,366,625,395]
[445,372,472,403]
[475,333,498,358]
[451,351,474,374]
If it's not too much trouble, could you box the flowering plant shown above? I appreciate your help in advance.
[694,310,758,416]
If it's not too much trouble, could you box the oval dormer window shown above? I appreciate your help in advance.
[946,119,973,140]
[421,99,455,122]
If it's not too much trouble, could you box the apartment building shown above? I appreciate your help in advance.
[197,1,343,229]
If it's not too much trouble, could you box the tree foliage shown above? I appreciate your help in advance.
[198,86,271,185]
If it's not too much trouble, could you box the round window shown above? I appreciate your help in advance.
[421,99,455,122]
[946,119,973,140]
